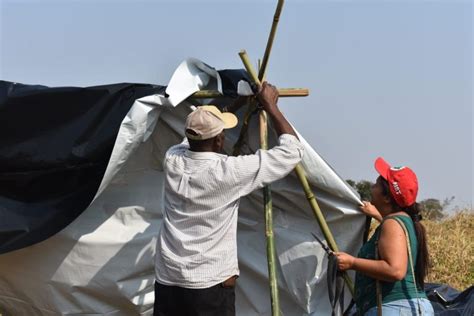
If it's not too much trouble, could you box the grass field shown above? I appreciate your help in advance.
[424,210,473,290]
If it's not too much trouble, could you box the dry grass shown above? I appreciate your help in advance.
[425,210,474,290]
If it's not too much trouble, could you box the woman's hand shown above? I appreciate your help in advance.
[360,201,382,222]
[334,252,356,271]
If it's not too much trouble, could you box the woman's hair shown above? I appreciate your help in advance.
[378,176,430,288]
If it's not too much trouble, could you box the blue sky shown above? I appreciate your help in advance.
[1,0,472,208]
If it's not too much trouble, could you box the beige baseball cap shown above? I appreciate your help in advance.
[185,105,238,140]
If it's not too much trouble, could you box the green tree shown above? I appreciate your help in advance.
[419,199,444,220]
[346,179,373,201]
[419,196,454,221]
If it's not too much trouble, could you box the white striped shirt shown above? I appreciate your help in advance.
[155,134,304,288]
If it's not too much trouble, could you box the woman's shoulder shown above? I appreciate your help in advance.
[380,214,415,239]
[379,217,406,235]
[383,213,412,226]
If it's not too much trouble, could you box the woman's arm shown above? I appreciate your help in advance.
[360,201,383,223]
[335,218,408,282]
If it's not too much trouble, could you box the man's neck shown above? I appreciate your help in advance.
[189,146,218,153]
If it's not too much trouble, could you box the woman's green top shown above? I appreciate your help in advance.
[354,215,427,315]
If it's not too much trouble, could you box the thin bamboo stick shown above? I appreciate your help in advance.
[239,50,280,316]
[259,0,285,80]
[189,88,308,99]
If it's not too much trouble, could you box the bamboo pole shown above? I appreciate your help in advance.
[260,109,279,315]
[260,118,279,311]
[190,88,308,99]
[239,50,355,297]
[239,51,261,86]
[259,58,280,316]
[259,0,285,80]
[255,0,355,289]
[239,50,280,316]
[294,165,355,296]
[294,166,338,248]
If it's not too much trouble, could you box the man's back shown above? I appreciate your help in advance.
[156,134,304,289]
[153,83,304,316]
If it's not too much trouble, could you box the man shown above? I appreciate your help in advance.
[154,82,304,316]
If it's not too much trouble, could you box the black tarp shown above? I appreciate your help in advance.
[344,283,474,315]
[0,81,165,254]
[426,283,474,316]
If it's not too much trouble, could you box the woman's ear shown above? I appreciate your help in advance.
[383,195,392,205]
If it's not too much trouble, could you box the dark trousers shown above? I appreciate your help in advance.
[153,281,235,316]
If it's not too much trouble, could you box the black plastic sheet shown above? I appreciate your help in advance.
[426,283,474,316]
[344,283,474,315]
[0,81,164,254]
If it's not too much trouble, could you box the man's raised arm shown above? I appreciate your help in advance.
[257,81,298,139]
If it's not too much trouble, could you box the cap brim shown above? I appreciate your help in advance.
[374,157,391,180]
[220,112,238,129]
[200,105,238,130]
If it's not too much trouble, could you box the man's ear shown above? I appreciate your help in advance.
[214,132,225,150]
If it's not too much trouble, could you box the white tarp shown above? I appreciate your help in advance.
[0,59,365,315]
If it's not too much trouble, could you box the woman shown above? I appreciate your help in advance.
[336,157,434,315]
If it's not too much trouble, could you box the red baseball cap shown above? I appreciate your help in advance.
[374,157,418,207]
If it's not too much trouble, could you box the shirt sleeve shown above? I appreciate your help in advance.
[166,138,189,155]
[228,134,304,198]
[164,137,189,170]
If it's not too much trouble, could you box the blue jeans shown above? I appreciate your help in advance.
[365,298,434,316]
